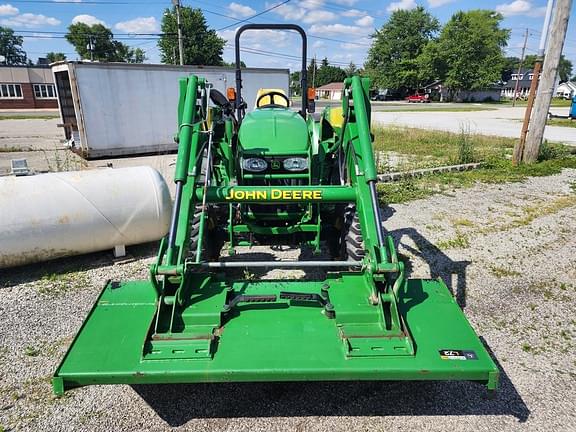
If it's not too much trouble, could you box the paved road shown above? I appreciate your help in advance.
[372,106,576,145]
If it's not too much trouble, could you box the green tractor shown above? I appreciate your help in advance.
[53,24,498,395]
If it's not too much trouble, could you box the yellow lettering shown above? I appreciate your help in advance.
[271,189,282,199]
[282,191,291,200]
[302,191,312,200]
[256,191,266,200]
[235,191,245,200]
[292,190,301,200]
[225,188,234,200]
[245,191,256,200]
[313,190,322,200]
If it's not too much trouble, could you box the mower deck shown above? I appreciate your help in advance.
[53,276,498,394]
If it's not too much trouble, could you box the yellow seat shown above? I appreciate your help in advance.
[255,88,289,108]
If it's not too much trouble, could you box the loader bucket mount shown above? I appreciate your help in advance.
[53,24,498,396]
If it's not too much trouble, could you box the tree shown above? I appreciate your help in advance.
[158,7,224,65]
[0,26,27,65]
[290,71,301,95]
[501,56,520,82]
[46,52,67,63]
[66,22,144,62]
[345,61,357,77]
[425,10,509,92]
[523,54,572,82]
[315,58,346,87]
[365,6,439,92]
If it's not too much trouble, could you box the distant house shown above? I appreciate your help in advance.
[315,82,343,100]
[556,81,576,99]
[0,65,58,109]
[501,68,561,99]
[423,81,501,102]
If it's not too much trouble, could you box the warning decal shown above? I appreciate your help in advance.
[439,350,478,360]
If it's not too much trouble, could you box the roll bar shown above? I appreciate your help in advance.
[234,24,308,121]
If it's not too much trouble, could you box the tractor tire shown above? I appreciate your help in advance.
[188,205,221,262]
[342,205,365,261]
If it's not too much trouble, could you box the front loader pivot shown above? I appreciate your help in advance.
[53,24,498,396]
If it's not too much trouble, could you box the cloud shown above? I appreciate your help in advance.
[0,4,18,16]
[387,0,417,12]
[219,27,293,49]
[228,2,256,18]
[302,10,337,24]
[115,16,159,33]
[269,1,336,23]
[330,0,358,5]
[355,15,374,27]
[1,13,60,27]
[308,23,367,36]
[312,40,325,49]
[427,0,456,7]
[341,9,365,17]
[495,1,546,17]
[72,14,105,26]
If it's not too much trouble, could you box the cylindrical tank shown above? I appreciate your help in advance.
[0,166,172,268]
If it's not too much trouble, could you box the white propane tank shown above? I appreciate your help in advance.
[0,166,173,268]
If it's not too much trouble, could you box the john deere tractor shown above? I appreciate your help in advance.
[53,24,498,395]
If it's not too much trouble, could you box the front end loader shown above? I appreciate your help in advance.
[53,24,498,396]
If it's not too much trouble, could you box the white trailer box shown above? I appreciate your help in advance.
[51,62,289,158]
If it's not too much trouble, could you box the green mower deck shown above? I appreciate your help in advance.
[53,277,498,394]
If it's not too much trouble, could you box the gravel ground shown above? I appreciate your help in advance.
[1,170,576,431]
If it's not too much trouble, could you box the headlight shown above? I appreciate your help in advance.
[283,157,308,171]
[243,157,268,172]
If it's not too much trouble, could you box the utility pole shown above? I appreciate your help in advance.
[172,0,184,65]
[512,28,529,108]
[312,54,317,88]
[513,0,555,165]
[523,0,573,163]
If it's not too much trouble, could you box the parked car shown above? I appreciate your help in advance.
[406,93,430,103]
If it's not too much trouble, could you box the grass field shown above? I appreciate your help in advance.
[0,114,59,120]
[373,127,576,204]
[548,118,576,128]
[499,98,572,107]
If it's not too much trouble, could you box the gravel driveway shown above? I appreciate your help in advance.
[1,170,575,431]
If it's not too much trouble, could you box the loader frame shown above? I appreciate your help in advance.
[53,24,499,396]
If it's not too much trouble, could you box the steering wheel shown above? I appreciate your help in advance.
[256,91,290,108]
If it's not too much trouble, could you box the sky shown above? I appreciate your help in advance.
[1,0,575,74]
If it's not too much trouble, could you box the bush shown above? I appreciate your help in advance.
[538,141,570,161]
[455,126,476,164]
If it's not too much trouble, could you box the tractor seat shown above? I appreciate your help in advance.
[255,88,290,109]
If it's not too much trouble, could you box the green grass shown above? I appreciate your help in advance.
[381,106,496,113]
[0,114,58,120]
[436,232,470,249]
[373,126,517,169]
[374,126,576,205]
[490,265,521,278]
[500,98,572,107]
[547,118,576,128]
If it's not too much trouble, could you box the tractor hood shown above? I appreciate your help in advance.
[239,108,309,154]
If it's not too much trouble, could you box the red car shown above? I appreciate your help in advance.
[406,93,430,103]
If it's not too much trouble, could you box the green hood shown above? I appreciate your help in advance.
[238,108,309,155]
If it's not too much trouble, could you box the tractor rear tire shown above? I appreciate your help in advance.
[188,205,221,262]
[342,205,365,261]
